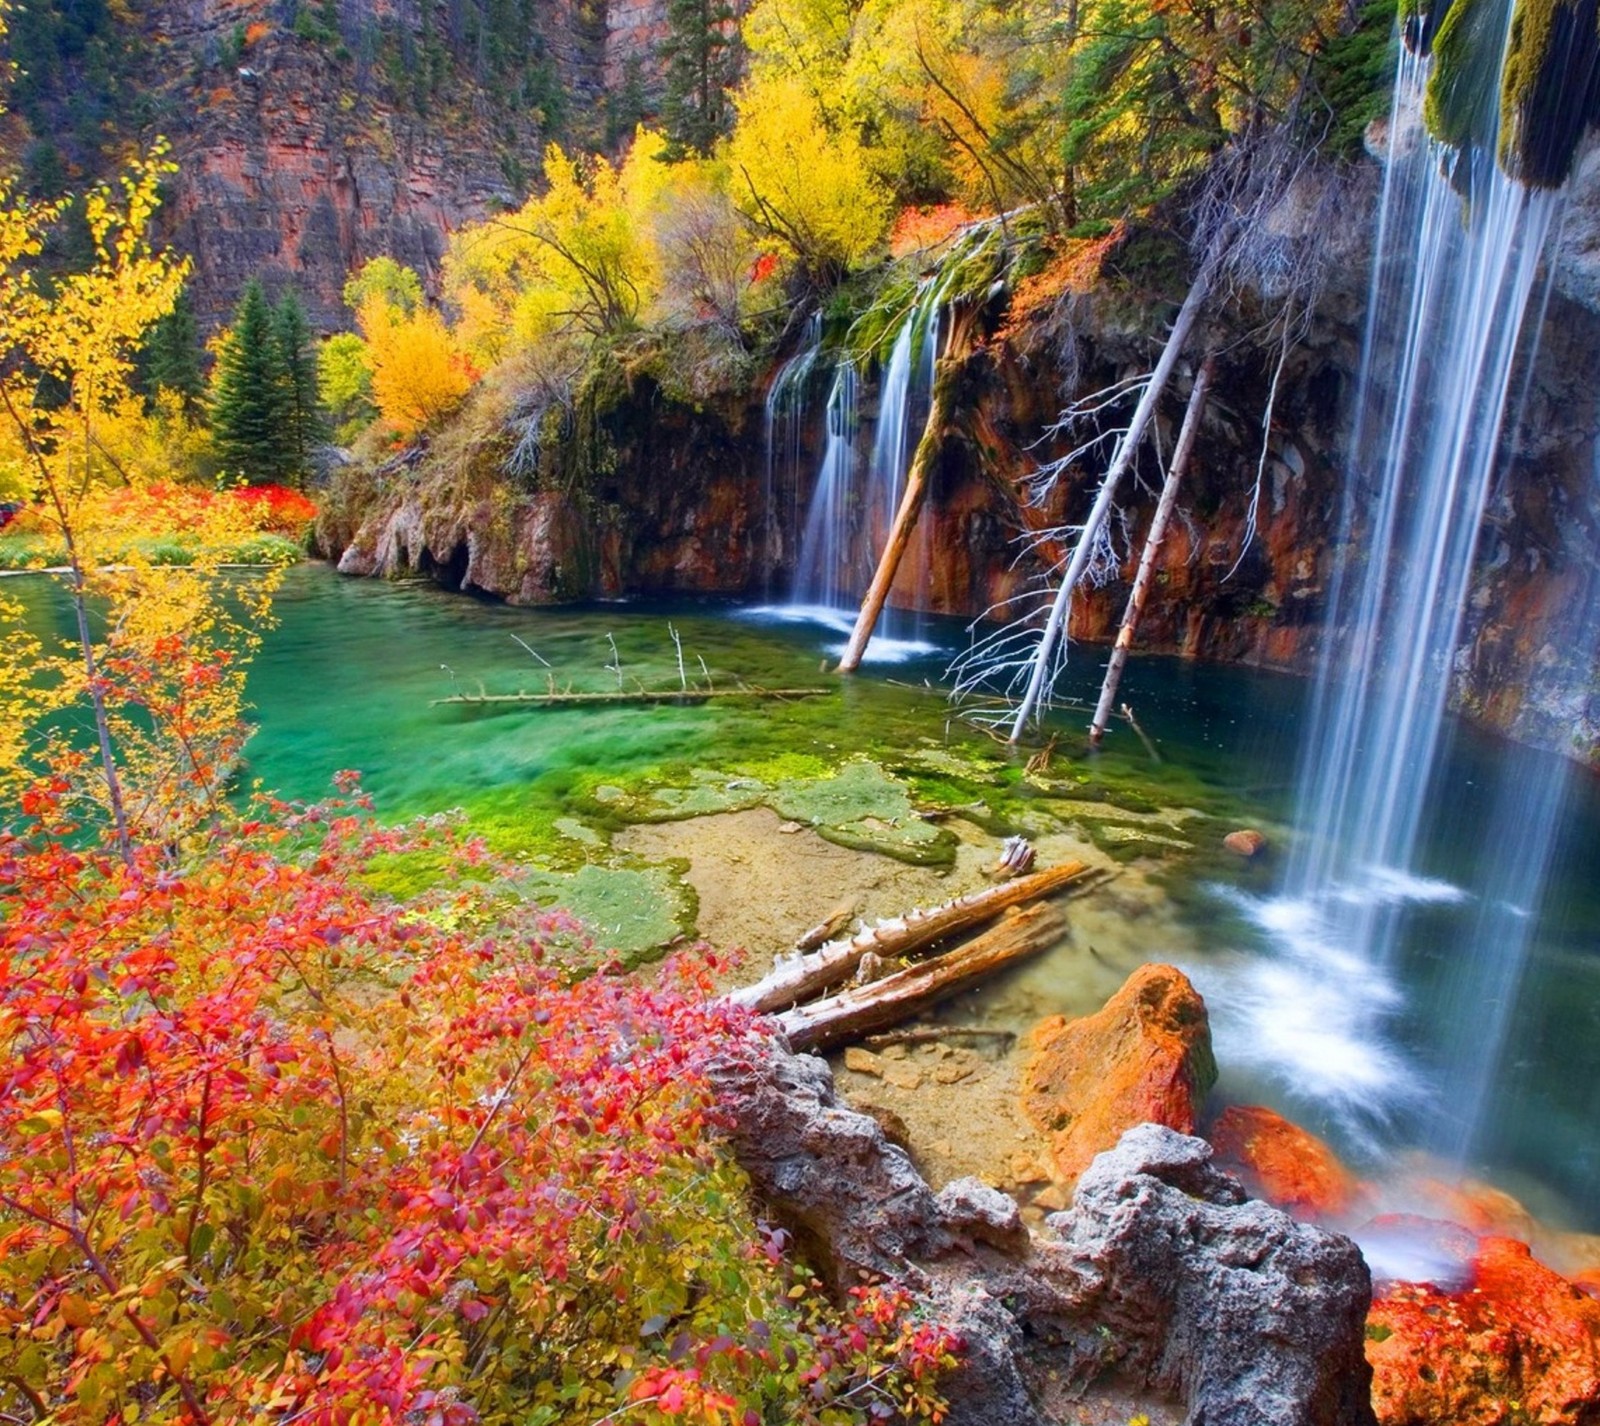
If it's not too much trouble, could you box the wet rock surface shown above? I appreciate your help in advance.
[1367,1235,1600,1426]
[1209,1103,1365,1222]
[1020,963,1217,1186]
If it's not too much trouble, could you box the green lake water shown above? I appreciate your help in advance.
[8,563,1600,1234]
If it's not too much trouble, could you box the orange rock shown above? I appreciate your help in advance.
[1402,1174,1538,1241]
[1367,1236,1600,1425]
[1020,964,1216,1185]
[1576,1270,1600,1303]
[1223,828,1268,857]
[1209,1104,1363,1221]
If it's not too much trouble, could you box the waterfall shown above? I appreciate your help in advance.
[1287,57,1560,908]
[789,282,942,639]
[762,314,824,594]
[865,290,941,639]
[1212,37,1577,1156]
[790,360,859,613]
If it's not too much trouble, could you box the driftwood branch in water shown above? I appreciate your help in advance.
[862,1025,1016,1049]
[432,686,831,708]
[778,903,1066,1052]
[727,859,1090,1015]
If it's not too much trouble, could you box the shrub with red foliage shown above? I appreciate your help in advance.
[228,483,318,535]
[887,205,981,259]
[0,777,957,1424]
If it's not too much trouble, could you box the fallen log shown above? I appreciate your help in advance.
[728,859,1090,1015]
[795,903,858,952]
[837,310,977,673]
[432,685,831,708]
[778,903,1066,1052]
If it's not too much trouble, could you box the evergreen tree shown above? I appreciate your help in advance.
[137,286,206,418]
[210,279,289,484]
[658,0,737,159]
[272,288,326,481]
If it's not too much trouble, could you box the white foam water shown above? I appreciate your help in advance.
[741,603,941,664]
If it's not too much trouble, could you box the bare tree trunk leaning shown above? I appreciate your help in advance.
[838,315,975,673]
[1089,354,1215,744]
[1007,271,1213,742]
[727,859,1090,1015]
[778,902,1066,1051]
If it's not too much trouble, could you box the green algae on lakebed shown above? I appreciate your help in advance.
[228,569,1292,953]
[12,566,1288,954]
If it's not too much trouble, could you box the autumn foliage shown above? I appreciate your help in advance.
[0,777,959,1423]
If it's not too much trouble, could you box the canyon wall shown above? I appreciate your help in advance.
[313,163,1600,761]
[22,0,681,329]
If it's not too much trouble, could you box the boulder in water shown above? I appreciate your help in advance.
[1209,1104,1365,1221]
[1223,827,1269,857]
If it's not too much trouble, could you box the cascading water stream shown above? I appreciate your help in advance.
[786,281,944,651]
[862,289,941,639]
[790,361,859,614]
[1208,35,1579,1163]
[762,314,824,595]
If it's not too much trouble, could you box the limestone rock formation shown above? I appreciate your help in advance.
[1020,964,1217,1185]
[714,1033,1376,1426]
[1049,1124,1377,1426]
[708,1038,948,1281]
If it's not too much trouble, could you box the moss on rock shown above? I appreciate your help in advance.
[1498,0,1600,186]
[1424,0,1600,188]
[517,861,695,960]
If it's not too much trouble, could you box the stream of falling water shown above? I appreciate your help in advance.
[762,314,823,595]
[779,281,944,658]
[1207,43,1576,1177]
[790,359,859,614]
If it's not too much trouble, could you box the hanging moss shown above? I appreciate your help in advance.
[1424,0,1600,187]
[1425,0,1511,151]
[1403,0,1453,52]
[1498,0,1600,186]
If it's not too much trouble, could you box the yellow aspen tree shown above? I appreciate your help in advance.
[0,146,189,862]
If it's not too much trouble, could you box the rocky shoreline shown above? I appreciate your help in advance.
[713,962,1600,1425]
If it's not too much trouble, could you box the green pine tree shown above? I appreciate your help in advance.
[272,288,326,483]
[137,286,207,418]
[211,279,289,485]
[658,0,737,159]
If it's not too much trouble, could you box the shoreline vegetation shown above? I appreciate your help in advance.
[0,481,317,571]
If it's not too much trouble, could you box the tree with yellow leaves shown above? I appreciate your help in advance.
[0,144,192,862]
[341,257,475,437]
[725,70,892,278]
[446,130,674,360]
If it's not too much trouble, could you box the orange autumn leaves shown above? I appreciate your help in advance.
[0,778,960,1424]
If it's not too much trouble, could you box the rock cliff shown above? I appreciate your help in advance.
[312,190,1600,762]
[13,0,682,329]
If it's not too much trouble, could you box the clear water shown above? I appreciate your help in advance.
[242,570,1600,1229]
[8,564,1600,1229]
